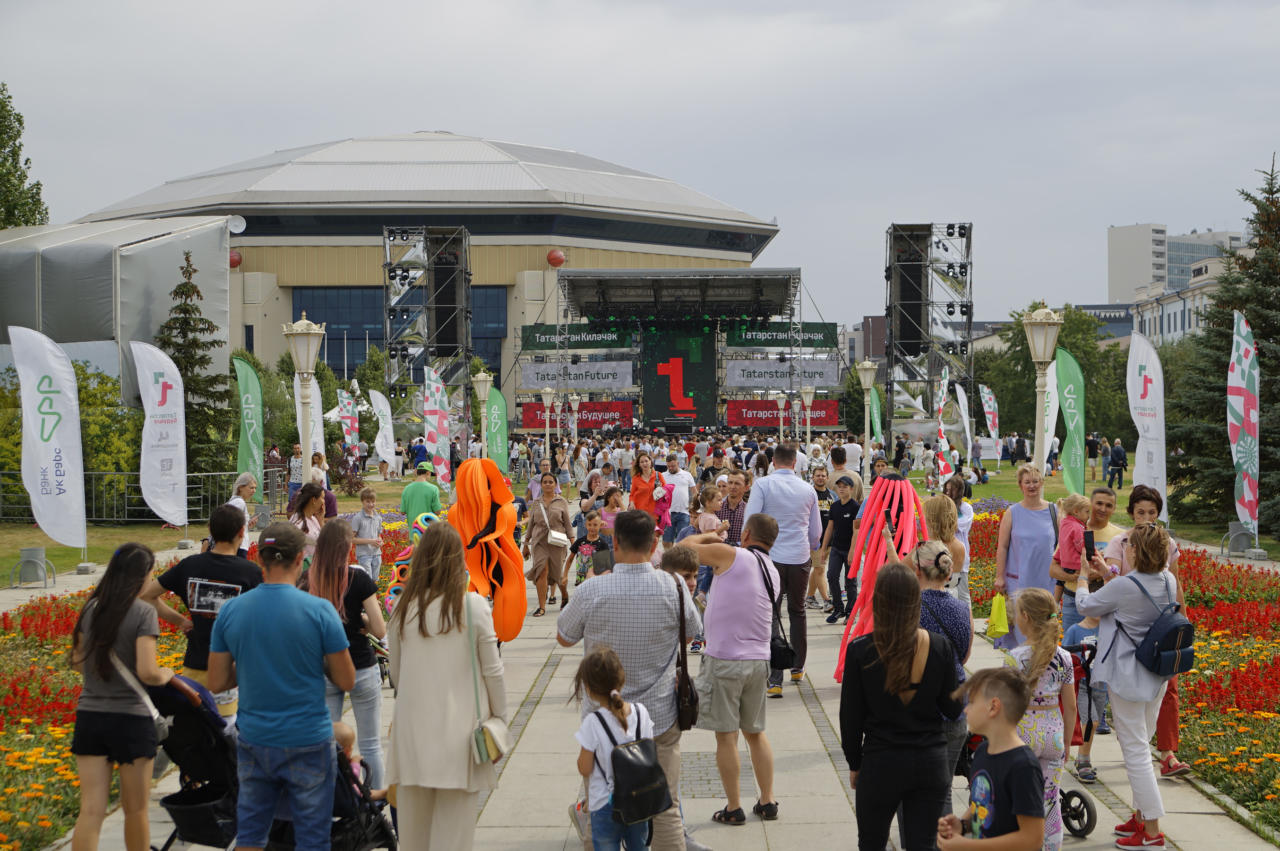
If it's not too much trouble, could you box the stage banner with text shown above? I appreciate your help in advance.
[724,359,842,388]
[519,361,633,390]
[725,322,839,349]
[520,324,635,350]
[1127,332,1168,522]
[726,399,840,428]
[131,341,188,528]
[640,329,717,428]
[521,401,634,430]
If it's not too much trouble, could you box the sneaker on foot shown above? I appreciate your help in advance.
[1114,814,1144,837]
[689,639,703,655]
[825,611,843,624]
[822,602,835,613]
[804,595,820,609]
[1115,829,1165,848]
[1097,722,1112,734]
[767,685,783,698]
[1159,754,1191,777]
[790,671,804,683]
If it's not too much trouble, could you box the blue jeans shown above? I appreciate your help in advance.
[1061,589,1083,636]
[1107,464,1125,489]
[696,564,713,596]
[325,664,384,790]
[236,737,336,849]
[287,481,302,505]
[590,805,648,850]
[827,548,852,614]
[619,470,631,492]
[356,554,381,583]
[664,512,690,544]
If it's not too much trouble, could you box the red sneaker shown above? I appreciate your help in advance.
[1159,754,1191,777]
[1114,814,1144,837]
[1115,828,1165,848]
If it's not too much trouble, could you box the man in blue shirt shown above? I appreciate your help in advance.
[209,523,354,851]
[744,444,822,696]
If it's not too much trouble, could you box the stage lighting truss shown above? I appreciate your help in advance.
[884,222,974,426]
[382,225,473,421]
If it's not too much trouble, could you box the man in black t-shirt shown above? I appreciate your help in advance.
[142,503,262,720]
[820,475,861,623]
[809,467,835,612]
[1086,432,1100,482]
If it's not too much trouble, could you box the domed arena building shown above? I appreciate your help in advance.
[79,131,779,412]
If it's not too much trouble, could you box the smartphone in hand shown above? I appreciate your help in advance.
[883,508,895,536]
[1083,530,1096,561]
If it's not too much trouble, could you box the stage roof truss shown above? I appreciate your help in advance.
[557,268,800,322]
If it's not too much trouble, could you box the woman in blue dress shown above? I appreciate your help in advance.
[993,464,1056,650]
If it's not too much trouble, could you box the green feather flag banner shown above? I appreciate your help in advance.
[1055,347,1086,496]
[232,357,264,503]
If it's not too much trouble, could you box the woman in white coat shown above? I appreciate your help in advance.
[386,522,507,851]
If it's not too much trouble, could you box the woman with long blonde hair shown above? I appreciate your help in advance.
[387,523,507,850]
[1010,587,1076,850]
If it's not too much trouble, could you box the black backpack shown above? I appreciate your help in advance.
[593,710,672,826]
[1105,574,1195,678]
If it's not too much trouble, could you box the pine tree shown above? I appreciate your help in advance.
[1168,161,1280,528]
[154,251,234,472]
[0,82,48,228]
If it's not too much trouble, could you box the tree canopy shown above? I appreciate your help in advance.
[0,82,49,228]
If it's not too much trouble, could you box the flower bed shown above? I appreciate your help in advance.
[965,510,1280,833]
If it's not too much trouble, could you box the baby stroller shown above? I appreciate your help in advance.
[149,677,239,851]
[1059,641,1101,839]
[265,746,398,851]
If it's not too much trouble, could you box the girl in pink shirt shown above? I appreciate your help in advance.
[1053,494,1091,604]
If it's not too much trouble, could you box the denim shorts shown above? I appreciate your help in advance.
[236,737,336,849]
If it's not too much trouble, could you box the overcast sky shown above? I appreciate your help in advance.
[3,0,1276,327]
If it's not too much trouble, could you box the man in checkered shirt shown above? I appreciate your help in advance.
[558,509,702,850]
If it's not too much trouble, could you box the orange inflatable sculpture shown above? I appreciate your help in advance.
[448,457,527,642]
[833,473,927,682]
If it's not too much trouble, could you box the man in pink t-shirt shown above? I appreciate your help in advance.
[686,514,782,825]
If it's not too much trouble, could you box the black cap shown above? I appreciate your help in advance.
[835,475,857,487]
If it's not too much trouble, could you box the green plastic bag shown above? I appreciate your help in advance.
[988,593,1009,639]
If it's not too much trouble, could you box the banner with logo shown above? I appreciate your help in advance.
[726,399,839,428]
[978,384,1000,440]
[231,357,264,502]
[130,342,187,527]
[1125,333,1168,521]
[520,324,634,351]
[724,359,841,388]
[369,390,395,465]
[1055,347,1086,497]
[485,391,508,473]
[725,322,839,349]
[869,386,884,444]
[1044,359,1059,449]
[954,384,973,463]
[336,389,359,445]
[934,366,954,480]
[640,329,717,428]
[423,367,451,485]
[1227,311,1259,534]
[8,326,86,548]
[519,361,633,390]
[521,401,634,430]
[292,374,325,455]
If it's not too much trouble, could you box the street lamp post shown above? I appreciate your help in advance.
[473,370,493,459]
[282,312,327,456]
[1022,307,1064,474]
[791,398,802,445]
[800,385,815,452]
[774,391,787,443]
[856,360,878,487]
[540,386,554,464]
[569,393,581,442]
[554,398,564,443]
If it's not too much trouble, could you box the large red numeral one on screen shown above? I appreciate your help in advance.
[656,357,696,418]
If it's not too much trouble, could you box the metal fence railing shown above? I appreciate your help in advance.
[0,467,289,526]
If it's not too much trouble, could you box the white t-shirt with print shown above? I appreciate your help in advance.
[667,470,696,514]
[575,702,653,810]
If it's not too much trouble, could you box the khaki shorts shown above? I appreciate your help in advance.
[695,655,770,733]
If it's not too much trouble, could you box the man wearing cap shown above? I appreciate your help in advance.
[699,448,731,485]
[401,461,443,523]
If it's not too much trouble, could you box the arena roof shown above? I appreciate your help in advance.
[82,132,777,238]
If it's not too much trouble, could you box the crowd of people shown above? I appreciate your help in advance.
[66,424,1191,851]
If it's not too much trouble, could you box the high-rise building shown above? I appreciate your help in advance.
[1108,223,1242,303]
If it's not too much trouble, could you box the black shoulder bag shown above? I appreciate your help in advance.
[671,572,699,730]
[752,550,795,671]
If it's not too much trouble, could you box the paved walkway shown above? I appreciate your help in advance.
[62,577,1271,851]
